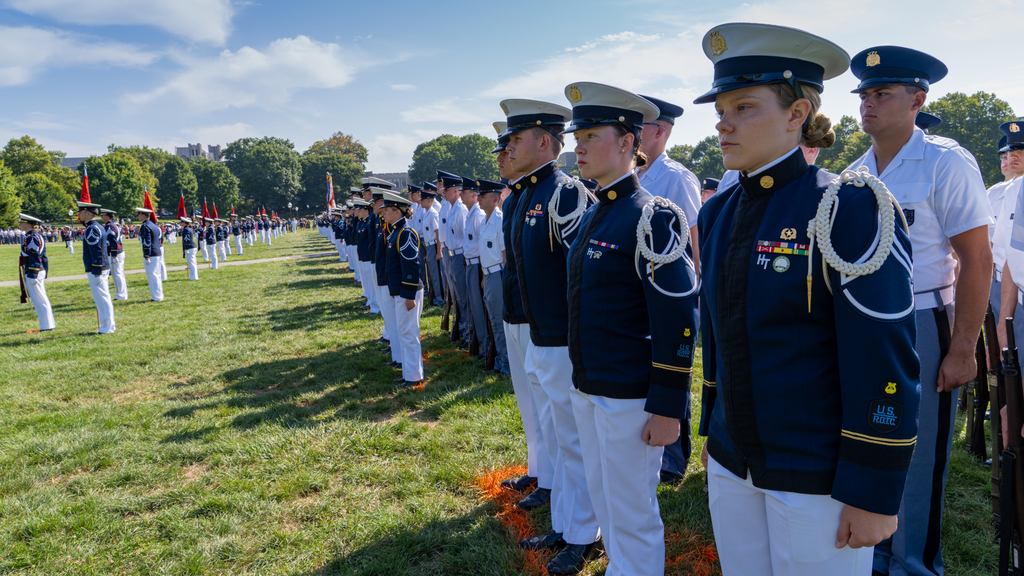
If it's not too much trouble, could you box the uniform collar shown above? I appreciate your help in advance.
[512,160,557,191]
[738,148,808,198]
[596,172,640,204]
[392,217,406,230]
[637,153,668,183]
[866,127,926,179]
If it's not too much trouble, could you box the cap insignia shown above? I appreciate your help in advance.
[501,103,509,115]
[1012,123,1021,133]
[569,85,582,103]
[709,31,727,56]
[866,51,880,67]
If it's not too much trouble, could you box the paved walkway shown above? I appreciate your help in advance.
[1,252,337,288]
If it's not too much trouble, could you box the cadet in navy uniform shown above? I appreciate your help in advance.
[137,208,164,302]
[181,217,198,280]
[701,177,720,204]
[562,82,698,576]
[500,98,600,575]
[205,220,219,270]
[371,188,398,358]
[844,46,992,576]
[101,209,127,300]
[695,24,920,575]
[231,215,243,256]
[461,176,490,356]
[354,199,376,309]
[78,200,116,333]
[477,179,510,375]
[382,191,424,387]
[18,213,55,332]
[215,219,228,261]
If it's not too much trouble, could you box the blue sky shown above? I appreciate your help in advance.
[1,0,1021,173]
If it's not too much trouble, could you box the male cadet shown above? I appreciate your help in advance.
[846,46,993,576]
[77,200,115,333]
[495,117,548,502]
[231,215,243,256]
[137,208,164,302]
[205,218,219,270]
[353,198,376,306]
[216,219,228,262]
[500,98,600,574]
[700,177,719,204]
[420,184,444,306]
[101,209,127,301]
[637,94,702,486]
[997,123,1024,349]
[461,177,489,357]
[181,216,198,280]
[436,172,454,325]
[18,213,55,332]
[447,175,473,347]
[991,133,1022,322]
[477,179,510,374]
[263,214,272,245]
[199,219,211,262]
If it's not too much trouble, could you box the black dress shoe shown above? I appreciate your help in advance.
[380,347,391,355]
[660,470,684,485]
[519,530,565,550]
[547,541,601,575]
[516,487,550,510]
[394,377,407,383]
[377,337,390,345]
[501,475,538,491]
[397,380,420,388]
[391,362,403,369]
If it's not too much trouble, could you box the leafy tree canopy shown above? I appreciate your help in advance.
[408,134,499,185]
[304,132,368,165]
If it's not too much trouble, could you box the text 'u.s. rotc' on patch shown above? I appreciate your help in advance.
[868,399,902,433]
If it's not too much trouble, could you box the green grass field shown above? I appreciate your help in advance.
[0,230,1000,575]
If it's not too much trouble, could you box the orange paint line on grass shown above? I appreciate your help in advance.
[475,466,552,576]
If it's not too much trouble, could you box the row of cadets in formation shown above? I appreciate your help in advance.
[993,121,1024,352]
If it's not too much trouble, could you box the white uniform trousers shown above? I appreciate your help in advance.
[393,292,424,381]
[218,240,228,261]
[158,246,167,280]
[87,271,116,333]
[708,456,873,576]
[571,390,663,576]
[360,262,379,312]
[143,257,164,301]
[185,248,198,280]
[376,282,396,350]
[523,341,600,545]
[266,230,272,245]
[208,243,219,269]
[225,237,232,256]
[349,247,361,279]
[337,241,347,263]
[25,272,56,331]
[234,235,243,255]
[504,321,550,487]
[67,241,74,254]
[200,241,210,262]
[110,251,128,300]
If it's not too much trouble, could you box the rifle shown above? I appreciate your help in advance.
[18,257,28,304]
[989,308,1007,528]
[451,290,462,343]
[965,329,989,457]
[421,244,435,304]
[481,266,497,371]
[441,275,451,332]
[999,316,1024,576]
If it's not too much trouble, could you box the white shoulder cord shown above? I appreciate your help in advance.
[634,197,695,297]
[805,166,910,313]
[548,176,594,251]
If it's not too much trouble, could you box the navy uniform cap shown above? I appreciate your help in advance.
[420,190,437,200]
[702,178,720,191]
[915,111,941,131]
[1000,121,1024,152]
[694,23,849,105]
[437,170,462,188]
[477,179,504,194]
[408,184,423,194]
[850,46,947,93]
[639,94,684,124]
[492,121,509,153]
[562,82,659,135]
[1000,135,1009,153]
[423,181,437,192]
[498,99,571,143]
[461,177,480,191]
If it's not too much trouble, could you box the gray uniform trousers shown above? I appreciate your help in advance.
[423,243,443,303]
[466,260,489,353]
[482,270,509,372]
[449,253,471,339]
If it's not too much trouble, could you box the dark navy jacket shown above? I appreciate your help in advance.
[182,226,196,250]
[375,220,391,286]
[232,223,240,236]
[205,226,216,245]
[386,218,422,299]
[82,219,109,275]
[510,161,592,346]
[140,220,162,258]
[21,230,48,278]
[215,226,226,242]
[697,150,920,516]
[104,221,123,255]
[567,174,698,418]
[368,214,381,264]
[501,178,527,325]
[356,218,372,261]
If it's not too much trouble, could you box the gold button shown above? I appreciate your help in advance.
[531,176,537,184]
[607,191,617,200]
[515,183,521,190]
[760,176,774,189]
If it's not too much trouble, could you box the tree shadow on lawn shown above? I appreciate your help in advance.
[297,508,519,576]
[237,298,371,333]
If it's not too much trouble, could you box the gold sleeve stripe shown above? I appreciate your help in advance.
[402,281,419,286]
[652,362,692,373]
[703,380,716,388]
[841,430,917,447]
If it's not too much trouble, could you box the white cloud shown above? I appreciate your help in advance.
[123,36,372,114]
[391,84,416,91]
[0,25,157,86]
[399,98,488,124]
[4,0,234,45]
[367,129,446,173]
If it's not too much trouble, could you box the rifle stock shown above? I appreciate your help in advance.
[991,308,1008,530]
[440,282,451,332]
[966,331,989,457]
[999,316,1024,576]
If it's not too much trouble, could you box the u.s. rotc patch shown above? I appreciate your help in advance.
[903,209,915,226]
[868,399,902,433]
[676,343,692,359]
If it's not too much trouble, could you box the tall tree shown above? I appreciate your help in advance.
[299,153,363,210]
[16,173,74,221]
[667,135,724,183]
[80,152,150,217]
[924,91,1017,187]
[2,136,63,175]
[107,144,175,183]
[1,136,81,214]
[0,161,21,227]
[159,156,199,207]
[304,132,368,165]
[408,133,499,184]
[189,157,239,215]
[221,137,301,209]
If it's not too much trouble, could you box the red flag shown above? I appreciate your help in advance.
[230,205,235,216]
[202,198,210,224]
[272,211,277,219]
[143,186,157,223]
[176,190,186,220]
[261,206,267,217]
[212,202,219,219]
[80,163,91,203]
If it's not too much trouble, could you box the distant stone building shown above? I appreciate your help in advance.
[557,151,578,173]
[175,143,223,162]
[58,157,88,170]
[365,171,410,190]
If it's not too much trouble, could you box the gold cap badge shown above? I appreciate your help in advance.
[709,31,727,56]
[866,51,880,67]
[569,85,582,103]
[781,228,796,240]
[1012,123,1021,133]
[501,103,509,115]
[760,175,774,189]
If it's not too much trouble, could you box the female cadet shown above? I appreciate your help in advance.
[382,191,424,388]
[18,213,55,332]
[562,83,699,576]
[694,24,920,575]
